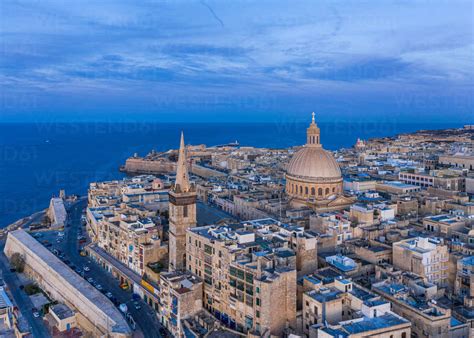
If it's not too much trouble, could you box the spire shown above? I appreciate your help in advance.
[174,132,191,193]
[306,112,321,147]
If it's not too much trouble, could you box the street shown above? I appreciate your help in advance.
[49,200,164,337]
[0,212,51,338]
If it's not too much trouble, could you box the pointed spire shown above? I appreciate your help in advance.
[312,112,315,124]
[174,131,191,193]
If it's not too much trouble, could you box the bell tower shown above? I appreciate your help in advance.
[168,132,196,271]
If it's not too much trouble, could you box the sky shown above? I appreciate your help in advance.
[0,0,473,123]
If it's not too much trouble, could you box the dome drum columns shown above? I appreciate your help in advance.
[285,113,344,207]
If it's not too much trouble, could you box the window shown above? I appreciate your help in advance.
[256,287,260,293]
[311,187,315,195]
[401,333,406,338]
[183,205,188,217]
[256,311,260,318]
[325,188,329,195]
[256,298,260,306]
[318,188,322,196]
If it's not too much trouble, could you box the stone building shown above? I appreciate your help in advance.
[285,113,353,211]
[302,277,411,338]
[169,132,197,271]
[393,237,449,287]
[157,271,203,337]
[185,219,301,336]
[373,280,469,338]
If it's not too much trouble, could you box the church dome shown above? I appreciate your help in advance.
[287,146,341,181]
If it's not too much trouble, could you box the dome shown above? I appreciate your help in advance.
[287,146,341,180]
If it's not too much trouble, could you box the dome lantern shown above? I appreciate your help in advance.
[306,112,321,147]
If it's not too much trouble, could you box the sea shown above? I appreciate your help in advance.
[0,121,464,227]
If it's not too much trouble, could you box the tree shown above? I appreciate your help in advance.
[10,252,25,273]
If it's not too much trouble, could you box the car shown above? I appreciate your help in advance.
[33,312,40,318]
[134,304,141,310]
[80,251,87,257]
[87,277,94,283]
[45,243,52,247]
[75,268,82,274]
[95,284,103,291]
[119,304,128,313]
[83,266,90,272]
[105,292,113,298]
[57,232,64,237]
[9,268,16,273]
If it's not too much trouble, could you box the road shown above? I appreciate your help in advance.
[59,200,164,337]
[0,212,51,338]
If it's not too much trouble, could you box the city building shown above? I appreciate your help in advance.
[393,237,449,287]
[186,219,300,336]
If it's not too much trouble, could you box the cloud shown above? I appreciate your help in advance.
[0,0,472,122]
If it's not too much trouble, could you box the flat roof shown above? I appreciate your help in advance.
[341,313,409,334]
[7,230,131,335]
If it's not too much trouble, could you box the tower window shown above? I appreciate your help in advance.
[183,205,188,217]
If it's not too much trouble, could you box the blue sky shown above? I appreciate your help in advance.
[0,0,473,123]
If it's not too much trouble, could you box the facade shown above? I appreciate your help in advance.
[47,197,67,228]
[157,271,203,337]
[393,237,449,287]
[285,114,352,211]
[49,304,77,332]
[169,133,197,271]
[373,280,469,338]
[303,278,411,338]
[185,219,302,336]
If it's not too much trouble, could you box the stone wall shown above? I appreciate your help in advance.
[4,230,131,338]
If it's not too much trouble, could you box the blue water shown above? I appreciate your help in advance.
[0,121,463,227]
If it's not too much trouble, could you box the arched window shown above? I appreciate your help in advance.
[305,187,308,195]
[299,186,303,194]
[311,187,315,196]
[318,188,322,196]
[332,187,335,193]
[325,188,330,195]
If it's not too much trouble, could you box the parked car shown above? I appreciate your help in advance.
[119,304,128,313]
[83,266,90,272]
[87,277,94,283]
[105,292,113,298]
